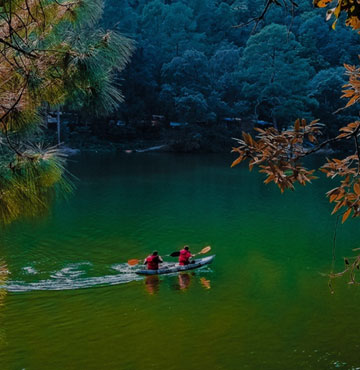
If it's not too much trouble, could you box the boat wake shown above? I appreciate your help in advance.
[0,260,213,293]
[1,262,143,293]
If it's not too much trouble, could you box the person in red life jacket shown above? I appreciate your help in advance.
[179,246,193,266]
[144,250,163,270]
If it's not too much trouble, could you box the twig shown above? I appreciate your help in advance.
[233,0,298,33]
[233,0,273,33]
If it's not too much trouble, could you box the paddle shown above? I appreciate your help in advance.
[127,258,142,266]
[170,251,180,257]
[193,245,211,257]
[127,246,211,266]
[170,246,211,258]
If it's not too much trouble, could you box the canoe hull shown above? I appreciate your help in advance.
[136,255,215,275]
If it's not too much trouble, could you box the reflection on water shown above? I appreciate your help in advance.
[145,275,160,295]
[144,273,212,295]
[200,277,211,290]
[178,273,191,291]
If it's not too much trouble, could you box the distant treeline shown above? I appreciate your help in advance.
[102,0,360,135]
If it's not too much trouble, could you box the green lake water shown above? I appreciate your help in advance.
[0,153,360,369]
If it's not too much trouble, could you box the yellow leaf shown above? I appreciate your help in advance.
[342,208,352,223]
[334,2,342,18]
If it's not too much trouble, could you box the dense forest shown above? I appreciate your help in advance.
[100,0,359,136]
[2,0,360,225]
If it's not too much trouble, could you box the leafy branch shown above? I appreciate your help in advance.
[0,0,133,225]
[231,0,360,288]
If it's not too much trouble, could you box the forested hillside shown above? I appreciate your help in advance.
[103,0,359,134]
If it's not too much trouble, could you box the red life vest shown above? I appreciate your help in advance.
[179,249,192,265]
[146,255,159,270]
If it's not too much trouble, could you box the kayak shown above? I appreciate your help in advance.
[135,255,215,275]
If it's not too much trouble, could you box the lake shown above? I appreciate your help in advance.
[0,153,360,370]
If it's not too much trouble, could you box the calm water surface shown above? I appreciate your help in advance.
[0,153,360,370]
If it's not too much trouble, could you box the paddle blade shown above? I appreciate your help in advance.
[128,259,140,266]
[170,251,180,257]
[199,246,211,255]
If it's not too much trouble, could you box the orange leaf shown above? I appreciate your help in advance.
[335,192,344,201]
[342,208,352,223]
[336,133,350,139]
[354,183,360,196]
[314,0,332,8]
[264,175,274,184]
[308,134,316,143]
[231,156,243,168]
[294,119,300,131]
[341,90,354,98]
[331,201,342,215]
[345,95,358,108]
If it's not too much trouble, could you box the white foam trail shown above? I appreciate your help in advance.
[111,263,138,273]
[22,266,37,275]
[1,262,213,293]
[2,273,143,292]
[50,262,92,279]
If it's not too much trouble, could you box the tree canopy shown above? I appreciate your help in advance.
[102,0,360,131]
[0,0,133,225]
[240,23,317,128]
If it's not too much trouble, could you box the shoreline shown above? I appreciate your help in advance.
[52,124,340,156]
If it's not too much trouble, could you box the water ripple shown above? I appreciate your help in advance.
[1,261,144,292]
[2,272,143,292]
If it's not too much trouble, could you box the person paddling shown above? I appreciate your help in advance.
[179,245,193,266]
[144,251,163,270]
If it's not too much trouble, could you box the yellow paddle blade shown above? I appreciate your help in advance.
[199,246,211,254]
[128,259,140,266]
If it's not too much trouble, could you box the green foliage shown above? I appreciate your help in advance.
[0,0,133,225]
[103,0,360,128]
[0,147,72,225]
[62,29,133,115]
[239,24,317,127]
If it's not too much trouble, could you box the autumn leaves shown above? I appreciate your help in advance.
[231,113,360,223]
[322,121,360,223]
[231,119,321,193]
[315,0,360,31]
[231,0,360,224]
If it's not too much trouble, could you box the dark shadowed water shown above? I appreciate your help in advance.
[0,153,360,370]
